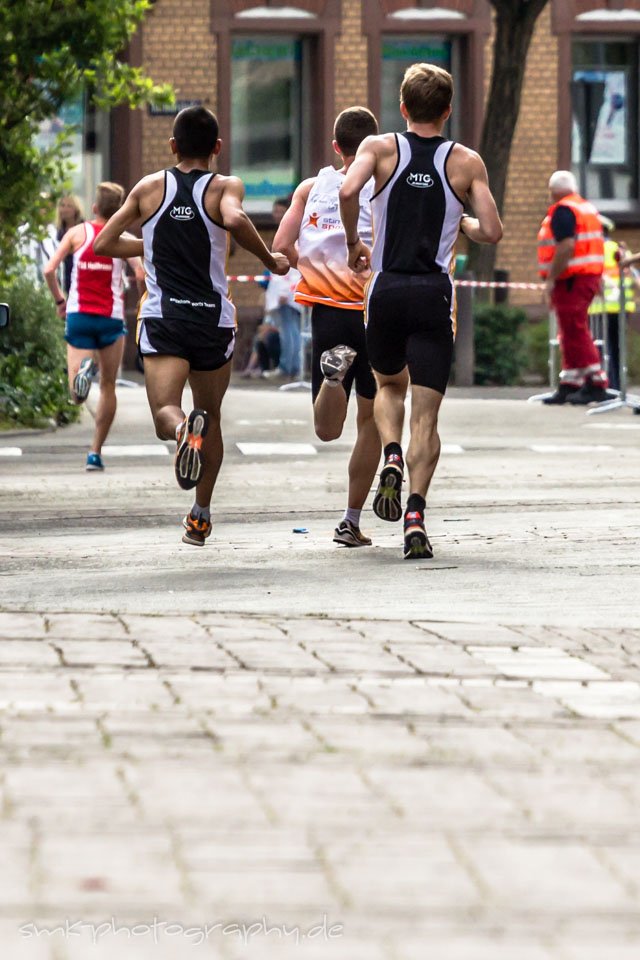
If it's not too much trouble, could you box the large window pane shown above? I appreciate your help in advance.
[231,36,303,213]
[571,40,638,201]
[381,37,453,134]
[34,92,107,212]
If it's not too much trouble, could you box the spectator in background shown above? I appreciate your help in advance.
[56,195,84,294]
[538,170,610,405]
[264,196,301,378]
[264,265,301,378]
[18,193,59,284]
[240,319,281,378]
[272,197,290,225]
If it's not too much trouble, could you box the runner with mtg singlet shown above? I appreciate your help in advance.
[44,182,144,472]
[273,106,381,547]
[339,63,502,559]
[94,106,289,546]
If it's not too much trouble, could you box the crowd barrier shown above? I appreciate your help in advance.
[226,274,639,408]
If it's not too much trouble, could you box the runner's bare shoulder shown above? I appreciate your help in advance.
[365,132,397,158]
[134,170,166,196]
[446,143,485,200]
[130,170,166,219]
[204,174,243,222]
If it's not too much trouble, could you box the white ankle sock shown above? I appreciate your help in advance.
[192,503,211,522]
[343,507,361,526]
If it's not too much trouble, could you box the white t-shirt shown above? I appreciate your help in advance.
[264,269,301,314]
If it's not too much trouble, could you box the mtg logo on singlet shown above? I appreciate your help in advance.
[170,205,195,221]
[406,172,434,189]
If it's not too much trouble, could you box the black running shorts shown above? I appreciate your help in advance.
[138,316,235,372]
[366,272,455,395]
[311,304,376,402]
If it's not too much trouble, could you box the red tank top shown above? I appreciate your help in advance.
[66,221,125,319]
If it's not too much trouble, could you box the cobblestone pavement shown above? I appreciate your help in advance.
[1,386,640,958]
[2,610,640,960]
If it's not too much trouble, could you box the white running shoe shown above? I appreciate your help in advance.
[320,345,357,385]
[333,519,372,548]
[73,357,97,403]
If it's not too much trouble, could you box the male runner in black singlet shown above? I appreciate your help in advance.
[95,106,289,545]
[339,63,502,560]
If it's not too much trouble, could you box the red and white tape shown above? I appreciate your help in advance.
[226,274,544,290]
[456,280,543,290]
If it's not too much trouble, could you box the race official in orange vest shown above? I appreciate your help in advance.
[538,170,609,405]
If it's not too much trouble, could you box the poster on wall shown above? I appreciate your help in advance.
[573,69,627,166]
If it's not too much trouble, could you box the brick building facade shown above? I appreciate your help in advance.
[107,0,640,356]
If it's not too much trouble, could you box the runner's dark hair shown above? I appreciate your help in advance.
[334,106,378,156]
[173,106,219,159]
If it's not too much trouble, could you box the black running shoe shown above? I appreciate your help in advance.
[175,409,209,490]
[566,383,614,405]
[372,454,404,522]
[542,384,579,405]
[403,511,433,561]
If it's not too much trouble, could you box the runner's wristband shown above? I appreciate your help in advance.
[346,237,360,246]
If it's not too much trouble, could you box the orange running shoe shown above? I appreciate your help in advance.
[175,409,209,490]
[182,512,212,546]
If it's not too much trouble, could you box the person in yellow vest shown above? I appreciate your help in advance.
[538,170,610,405]
[588,217,635,392]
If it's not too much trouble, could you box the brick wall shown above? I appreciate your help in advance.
[334,0,369,111]
[497,4,558,291]
[141,0,216,175]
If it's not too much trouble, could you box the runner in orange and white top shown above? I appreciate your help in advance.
[273,107,381,548]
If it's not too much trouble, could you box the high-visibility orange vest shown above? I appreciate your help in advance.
[537,193,604,280]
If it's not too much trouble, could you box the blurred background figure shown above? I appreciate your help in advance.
[18,193,59,284]
[263,196,301,379]
[240,319,281,378]
[56,195,85,294]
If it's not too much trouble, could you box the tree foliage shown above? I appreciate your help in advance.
[0,0,173,278]
[468,0,551,280]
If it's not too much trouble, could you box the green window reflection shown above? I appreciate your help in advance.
[381,37,453,134]
[231,36,303,212]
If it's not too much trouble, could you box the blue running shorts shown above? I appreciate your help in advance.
[65,312,127,350]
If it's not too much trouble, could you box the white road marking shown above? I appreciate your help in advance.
[469,645,640,719]
[468,645,609,681]
[530,444,614,453]
[584,422,640,430]
[101,445,169,457]
[442,443,464,454]
[0,447,22,457]
[236,419,307,426]
[534,680,640,719]
[237,442,317,456]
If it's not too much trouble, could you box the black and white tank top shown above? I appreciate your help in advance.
[140,168,235,327]
[370,133,464,275]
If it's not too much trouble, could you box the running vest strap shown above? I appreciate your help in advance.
[370,133,464,275]
[537,193,604,279]
[66,221,125,319]
[140,168,235,327]
[295,166,374,310]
